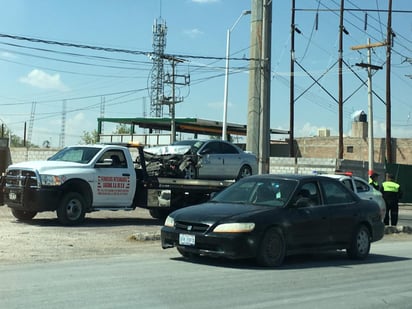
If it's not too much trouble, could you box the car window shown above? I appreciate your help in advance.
[354,178,370,193]
[340,178,354,191]
[203,141,221,154]
[220,142,239,154]
[212,178,298,207]
[292,181,320,206]
[322,180,356,205]
[48,147,101,163]
[97,150,127,168]
[173,140,204,152]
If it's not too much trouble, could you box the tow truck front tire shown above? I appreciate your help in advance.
[11,209,37,221]
[57,192,86,226]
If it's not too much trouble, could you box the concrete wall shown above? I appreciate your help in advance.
[269,156,384,179]
[293,137,412,165]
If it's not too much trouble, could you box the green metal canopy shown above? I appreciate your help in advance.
[97,117,289,137]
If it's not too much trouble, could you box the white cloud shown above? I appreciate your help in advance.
[296,122,321,137]
[0,51,17,59]
[19,69,69,91]
[183,28,204,38]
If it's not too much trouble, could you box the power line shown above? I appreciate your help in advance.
[0,32,254,62]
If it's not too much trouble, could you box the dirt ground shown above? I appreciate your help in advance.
[1,205,411,266]
[0,205,163,265]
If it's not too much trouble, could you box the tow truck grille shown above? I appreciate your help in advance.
[175,221,211,233]
[5,169,39,189]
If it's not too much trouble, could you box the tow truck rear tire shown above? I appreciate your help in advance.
[149,208,169,220]
[11,209,37,221]
[57,192,86,226]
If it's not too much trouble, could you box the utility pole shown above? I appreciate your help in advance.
[338,0,344,159]
[247,0,263,158]
[163,56,189,143]
[351,40,384,175]
[289,0,296,158]
[259,0,272,174]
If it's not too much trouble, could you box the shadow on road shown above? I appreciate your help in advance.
[169,250,411,270]
[12,216,163,228]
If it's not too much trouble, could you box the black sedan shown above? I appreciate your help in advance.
[161,174,385,267]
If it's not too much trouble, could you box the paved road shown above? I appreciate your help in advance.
[1,239,412,309]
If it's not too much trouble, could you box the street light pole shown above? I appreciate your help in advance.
[222,10,251,141]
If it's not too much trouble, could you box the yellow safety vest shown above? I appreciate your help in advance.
[382,181,400,192]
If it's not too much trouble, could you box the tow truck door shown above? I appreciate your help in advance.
[92,149,135,207]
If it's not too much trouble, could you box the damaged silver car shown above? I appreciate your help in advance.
[144,139,257,180]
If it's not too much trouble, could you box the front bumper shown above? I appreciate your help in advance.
[3,186,62,212]
[371,220,385,242]
[161,226,259,259]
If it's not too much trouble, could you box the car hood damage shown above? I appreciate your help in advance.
[143,145,197,178]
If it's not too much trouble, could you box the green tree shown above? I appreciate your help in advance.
[80,130,99,144]
[114,124,132,134]
[0,126,37,147]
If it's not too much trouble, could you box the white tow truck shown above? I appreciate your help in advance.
[0,142,233,225]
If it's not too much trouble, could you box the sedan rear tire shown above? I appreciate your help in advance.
[347,224,371,259]
[237,165,252,180]
[256,227,286,267]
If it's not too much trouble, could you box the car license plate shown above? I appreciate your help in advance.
[9,192,17,200]
[179,233,195,246]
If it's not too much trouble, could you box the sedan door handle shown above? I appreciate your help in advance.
[122,173,130,176]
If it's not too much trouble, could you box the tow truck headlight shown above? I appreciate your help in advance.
[213,222,255,233]
[40,175,63,186]
[164,216,175,227]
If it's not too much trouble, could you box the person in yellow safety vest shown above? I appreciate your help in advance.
[368,172,380,190]
[380,173,403,226]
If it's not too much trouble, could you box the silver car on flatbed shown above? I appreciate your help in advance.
[144,139,257,180]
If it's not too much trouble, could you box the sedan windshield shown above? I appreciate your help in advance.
[48,147,101,164]
[211,178,298,207]
[172,140,205,152]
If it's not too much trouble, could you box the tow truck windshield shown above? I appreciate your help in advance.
[48,146,101,164]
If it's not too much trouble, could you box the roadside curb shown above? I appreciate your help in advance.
[385,225,412,234]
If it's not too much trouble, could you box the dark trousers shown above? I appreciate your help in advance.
[384,199,399,226]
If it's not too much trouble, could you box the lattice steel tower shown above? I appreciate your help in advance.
[150,18,167,117]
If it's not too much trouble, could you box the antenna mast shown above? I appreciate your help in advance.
[150,2,167,118]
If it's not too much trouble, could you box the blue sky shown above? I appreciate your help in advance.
[0,0,411,147]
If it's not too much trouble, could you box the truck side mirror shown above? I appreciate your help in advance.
[95,158,113,167]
